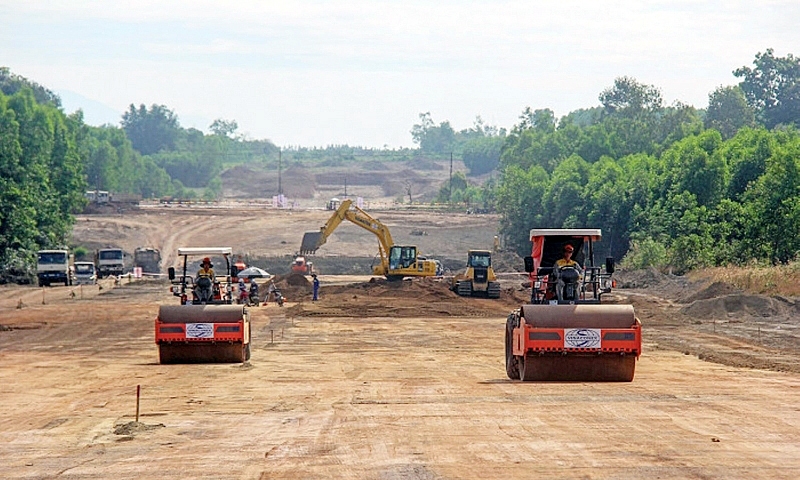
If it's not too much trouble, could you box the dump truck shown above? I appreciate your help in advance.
[300,198,438,280]
[134,247,161,274]
[505,229,641,382]
[96,248,124,277]
[36,250,74,286]
[155,247,251,364]
[451,249,501,298]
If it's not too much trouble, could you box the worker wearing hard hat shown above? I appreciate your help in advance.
[195,257,216,303]
[556,244,582,274]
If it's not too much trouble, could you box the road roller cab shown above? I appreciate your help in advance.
[156,247,251,364]
[505,229,642,382]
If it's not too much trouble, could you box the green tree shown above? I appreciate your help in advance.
[121,104,180,155]
[462,136,503,175]
[410,112,456,154]
[734,49,800,129]
[705,85,756,139]
[209,118,239,137]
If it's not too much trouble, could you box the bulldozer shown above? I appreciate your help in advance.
[154,247,251,364]
[299,199,438,280]
[505,229,641,382]
[451,250,501,298]
[290,255,314,275]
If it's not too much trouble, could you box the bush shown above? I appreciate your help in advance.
[621,238,668,270]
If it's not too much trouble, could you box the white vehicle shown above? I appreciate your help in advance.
[96,248,124,277]
[37,250,74,287]
[74,262,97,285]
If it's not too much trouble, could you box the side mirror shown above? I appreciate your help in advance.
[523,256,534,273]
[605,257,615,274]
[230,265,239,278]
[168,267,175,280]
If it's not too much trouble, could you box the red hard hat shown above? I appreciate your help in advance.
[564,244,574,252]
[202,257,211,264]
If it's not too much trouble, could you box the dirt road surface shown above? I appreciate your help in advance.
[1,275,798,479]
[3,207,798,478]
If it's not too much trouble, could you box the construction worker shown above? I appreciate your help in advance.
[312,273,319,301]
[555,244,581,273]
[266,279,277,304]
[195,257,215,303]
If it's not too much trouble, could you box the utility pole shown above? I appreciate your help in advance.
[278,148,283,195]
[449,152,453,202]
[344,175,348,198]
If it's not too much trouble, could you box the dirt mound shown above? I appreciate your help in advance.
[681,281,743,303]
[404,158,443,171]
[492,249,524,273]
[285,276,518,318]
[220,164,317,199]
[680,294,792,320]
[615,268,692,299]
[113,421,165,436]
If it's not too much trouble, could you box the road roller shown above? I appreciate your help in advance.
[505,229,642,382]
[155,247,251,364]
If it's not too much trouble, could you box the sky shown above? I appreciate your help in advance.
[1,1,798,148]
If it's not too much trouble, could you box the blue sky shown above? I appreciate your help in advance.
[2,1,798,148]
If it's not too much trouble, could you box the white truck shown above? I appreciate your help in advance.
[74,261,97,285]
[37,250,75,287]
[96,248,124,278]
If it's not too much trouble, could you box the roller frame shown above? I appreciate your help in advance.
[155,305,250,364]
[509,304,641,382]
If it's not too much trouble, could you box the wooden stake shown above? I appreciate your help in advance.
[271,330,274,344]
[135,385,141,423]
[42,287,46,305]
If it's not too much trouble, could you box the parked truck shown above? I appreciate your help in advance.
[96,248,124,277]
[36,250,74,287]
[134,247,161,274]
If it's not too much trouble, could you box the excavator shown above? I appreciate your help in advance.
[299,199,438,280]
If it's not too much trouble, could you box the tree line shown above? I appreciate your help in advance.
[1,48,798,277]
[493,49,800,271]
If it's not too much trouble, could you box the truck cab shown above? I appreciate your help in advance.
[37,250,74,287]
[74,262,97,285]
[96,248,124,278]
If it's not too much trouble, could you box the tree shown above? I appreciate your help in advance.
[209,118,239,137]
[410,112,455,154]
[599,76,663,116]
[462,136,503,175]
[0,67,61,107]
[121,104,180,155]
[705,85,756,139]
[734,49,800,129]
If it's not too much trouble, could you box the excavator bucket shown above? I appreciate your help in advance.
[511,305,641,382]
[156,305,249,364]
[300,231,323,255]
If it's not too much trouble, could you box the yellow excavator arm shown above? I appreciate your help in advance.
[299,199,438,278]
[300,199,394,268]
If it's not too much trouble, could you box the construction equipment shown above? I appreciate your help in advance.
[290,255,314,275]
[36,250,74,286]
[155,247,251,364]
[134,247,161,274]
[505,229,641,382]
[451,250,501,298]
[95,248,124,278]
[299,198,438,280]
[73,261,97,285]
